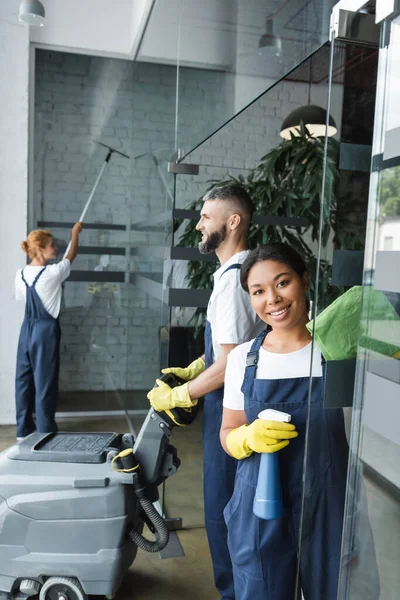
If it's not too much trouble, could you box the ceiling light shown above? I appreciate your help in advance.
[280,105,337,139]
[258,16,282,57]
[19,0,46,27]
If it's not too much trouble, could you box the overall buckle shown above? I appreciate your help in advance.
[246,351,259,367]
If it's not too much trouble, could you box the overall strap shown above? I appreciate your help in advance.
[219,263,241,280]
[32,266,47,287]
[241,328,269,395]
[21,269,28,287]
[21,266,47,288]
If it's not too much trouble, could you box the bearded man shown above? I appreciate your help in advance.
[147,185,263,600]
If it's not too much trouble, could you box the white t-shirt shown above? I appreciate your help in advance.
[223,339,323,411]
[207,251,264,362]
[15,260,71,319]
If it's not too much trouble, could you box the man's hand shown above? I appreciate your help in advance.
[161,357,205,382]
[147,380,198,412]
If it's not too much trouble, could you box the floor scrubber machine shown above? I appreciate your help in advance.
[0,375,195,600]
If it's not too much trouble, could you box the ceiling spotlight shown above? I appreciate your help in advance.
[19,0,46,27]
[280,105,337,139]
[258,16,282,57]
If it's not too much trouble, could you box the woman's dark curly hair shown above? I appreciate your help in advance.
[240,242,308,293]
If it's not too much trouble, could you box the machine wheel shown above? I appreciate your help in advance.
[38,578,86,600]
[19,580,41,596]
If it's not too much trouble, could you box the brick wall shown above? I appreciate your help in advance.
[34,49,338,393]
[34,51,231,392]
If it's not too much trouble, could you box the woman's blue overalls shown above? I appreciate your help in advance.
[15,267,60,438]
[203,263,241,600]
[224,329,349,600]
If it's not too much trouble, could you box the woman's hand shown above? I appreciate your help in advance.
[225,418,298,460]
[72,222,83,236]
[66,223,83,263]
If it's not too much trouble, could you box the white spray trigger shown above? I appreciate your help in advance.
[258,408,291,422]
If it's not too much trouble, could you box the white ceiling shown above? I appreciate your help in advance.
[29,0,153,59]
[18,0,336,73]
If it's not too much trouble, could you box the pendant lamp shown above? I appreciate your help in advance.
[280,105,337,139]
[19,0,46,27]
[258,16,282,57]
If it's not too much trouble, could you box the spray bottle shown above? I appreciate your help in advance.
[253,408,291,520]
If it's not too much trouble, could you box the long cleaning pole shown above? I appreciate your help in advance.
[63,142,129,259]
[63,151,111,259]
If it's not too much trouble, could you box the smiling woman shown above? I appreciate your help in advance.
[219,242,350,600]
[240,243,310,340]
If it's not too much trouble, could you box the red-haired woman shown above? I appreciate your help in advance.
[14,223,82,440]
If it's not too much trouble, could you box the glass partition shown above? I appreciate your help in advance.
[33,50,176,424]
[304,4,400,599]
[139,0,337,157]
[167,45,338,532]
[31,7,400,594]
[293,16,385,600]
[129,152,175,404]
[336,11,400,599]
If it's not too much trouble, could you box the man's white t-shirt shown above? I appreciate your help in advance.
[15,260,71,319]
[223,340,323,411]
[207,251,264,362]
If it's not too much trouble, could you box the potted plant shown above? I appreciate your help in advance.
[176,124,340,329]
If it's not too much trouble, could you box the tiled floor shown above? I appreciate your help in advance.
[2,415,398,599]
[0,416,217,600]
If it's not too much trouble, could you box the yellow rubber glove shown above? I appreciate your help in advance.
[147,380,198,412]
[161,357,206,381]
[226,419,298,460]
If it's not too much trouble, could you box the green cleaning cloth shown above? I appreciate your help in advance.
[306,286,400,360]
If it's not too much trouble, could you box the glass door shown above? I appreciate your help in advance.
[317,3,400,598]
[33,50,177,426]
[338,7,400,598]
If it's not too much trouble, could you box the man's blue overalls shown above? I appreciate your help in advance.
[203,263,241,600]
[224,329,350,600]
[15,267,60,438]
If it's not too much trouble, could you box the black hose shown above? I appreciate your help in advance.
[129,496,169,553]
